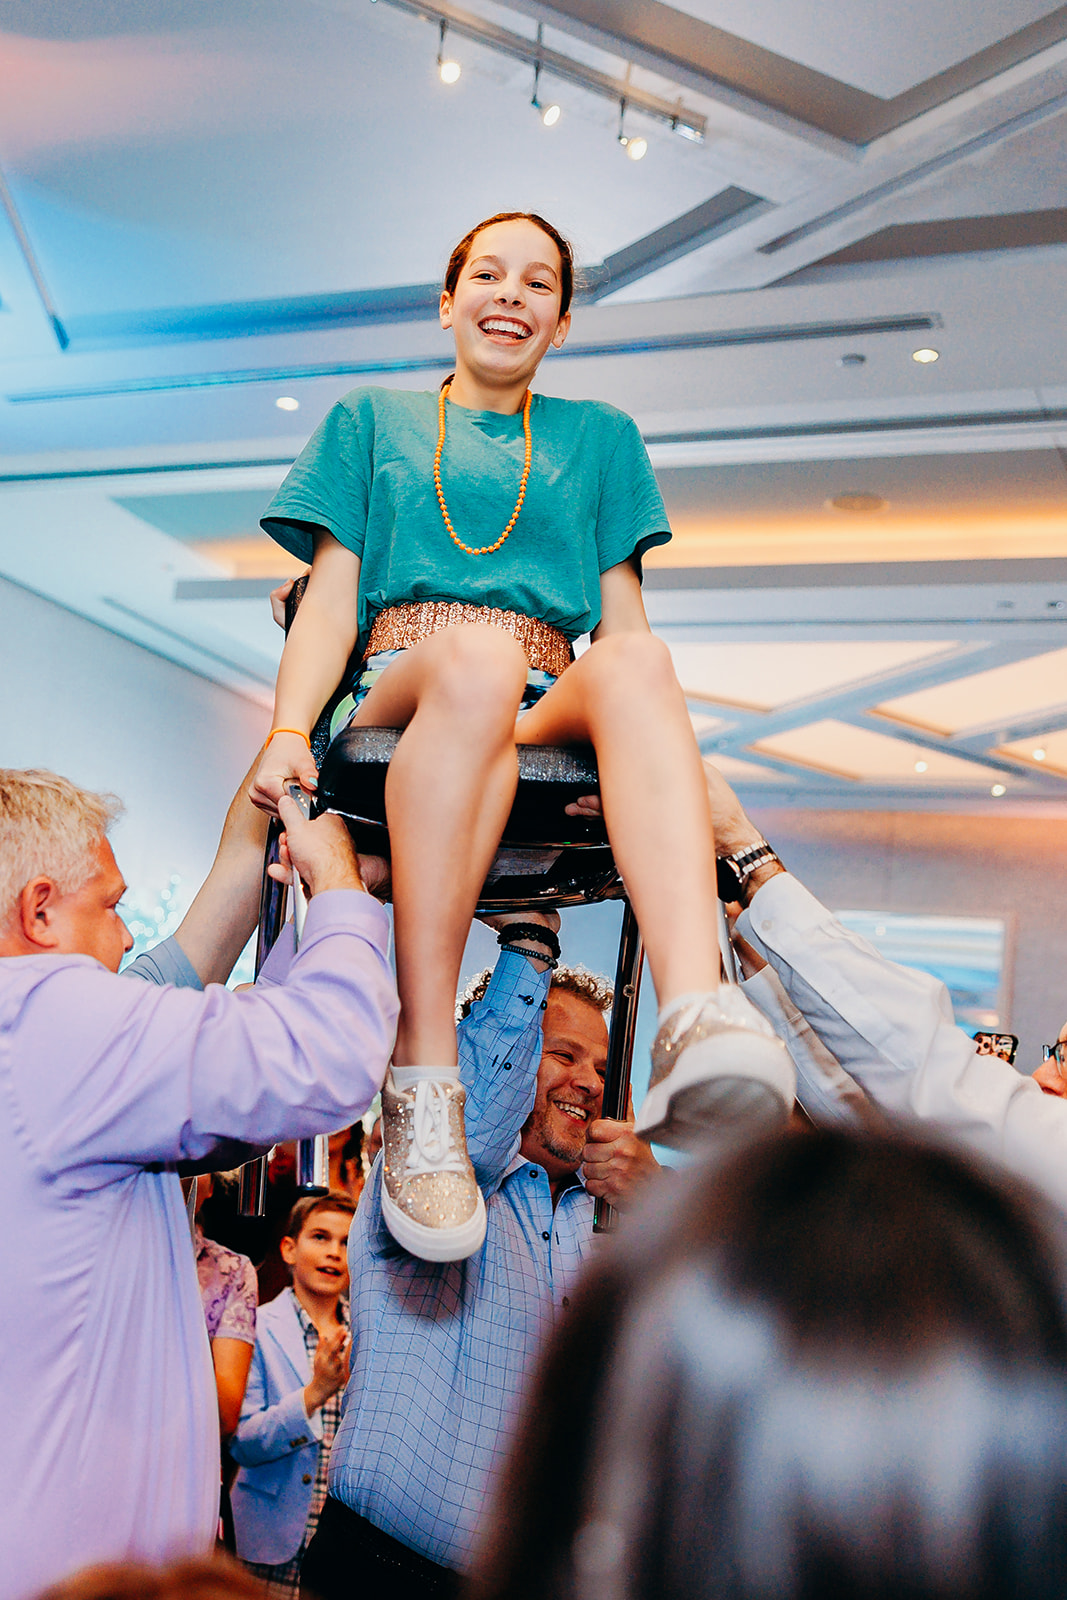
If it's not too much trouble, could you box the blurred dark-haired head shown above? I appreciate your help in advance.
[472,1127,1067,1600]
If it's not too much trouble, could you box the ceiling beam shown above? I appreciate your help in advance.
[0,161,68,351]
[588,188,770,298]
[5,313,939,403]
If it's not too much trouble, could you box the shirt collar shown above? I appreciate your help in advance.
[289,1285,350,1330]
[505,1151,587,1191]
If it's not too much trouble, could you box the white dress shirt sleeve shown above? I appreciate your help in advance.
[737,872,1067,1209]
[739,965,878,1126]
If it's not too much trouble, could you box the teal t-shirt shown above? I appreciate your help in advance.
[261,387,671,649]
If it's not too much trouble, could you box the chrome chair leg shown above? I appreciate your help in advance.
[718,896,740,985]
[295,1135,330,1194]
[238,819,287,1218]
[593,901,645,1235]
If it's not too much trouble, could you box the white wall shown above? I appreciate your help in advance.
[0,575,270,926]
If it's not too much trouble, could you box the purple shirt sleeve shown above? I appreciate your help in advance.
[6,890,398,1175]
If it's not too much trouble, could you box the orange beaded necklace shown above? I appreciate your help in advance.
[434,382,532,556]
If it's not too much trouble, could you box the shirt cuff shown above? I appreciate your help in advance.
[740,871,836,945]
[258,890,391,987]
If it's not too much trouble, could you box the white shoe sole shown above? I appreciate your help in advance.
[381,1183,488,1262]
[636,1029,796,1151]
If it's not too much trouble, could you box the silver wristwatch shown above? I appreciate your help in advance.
[716,840,782,903]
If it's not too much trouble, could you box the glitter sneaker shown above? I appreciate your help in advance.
[380,1071,487,1262]
[635,986,796,1150]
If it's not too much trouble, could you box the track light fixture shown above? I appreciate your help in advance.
[437,19,461,83]
[616,99,648,160]
[379,0,705,145]
[530,46,561,128]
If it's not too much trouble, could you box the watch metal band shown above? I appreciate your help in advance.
[728,842,779,882]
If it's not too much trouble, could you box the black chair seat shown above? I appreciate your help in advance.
[317,725,622,912]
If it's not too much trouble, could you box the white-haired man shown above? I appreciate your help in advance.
[0,766,397,1600]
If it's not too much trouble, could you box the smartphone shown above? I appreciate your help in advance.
[973,1030,1018,1065]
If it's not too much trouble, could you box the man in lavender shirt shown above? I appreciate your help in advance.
[0,767,398,1600]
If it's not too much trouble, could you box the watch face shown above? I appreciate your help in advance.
[716,856,745,903]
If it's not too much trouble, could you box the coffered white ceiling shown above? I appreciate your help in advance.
[1,0,1066,810]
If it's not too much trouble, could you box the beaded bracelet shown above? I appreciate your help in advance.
[496,921,561,960]
[499,941,558,971]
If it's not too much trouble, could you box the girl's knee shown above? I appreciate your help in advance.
[581,631,675,691]
[425,626,528,712]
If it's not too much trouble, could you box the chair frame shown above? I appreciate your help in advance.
[238,582,646,1234]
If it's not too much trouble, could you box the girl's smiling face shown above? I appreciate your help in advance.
[439,218,571,407]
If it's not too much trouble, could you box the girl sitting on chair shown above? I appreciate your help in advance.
[251,212,792,1263]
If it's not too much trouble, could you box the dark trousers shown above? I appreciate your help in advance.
[300,1495,461,1600]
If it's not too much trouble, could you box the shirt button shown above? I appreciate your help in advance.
[562,1296,570,1308]
[540,1000,547,1011]
[522,995,534,1005]
[542,1231,550,1241]
[760,919,773,932]
[302,1474,312,1485]
[502,1061,512,1071]
[529,1168,539,1178]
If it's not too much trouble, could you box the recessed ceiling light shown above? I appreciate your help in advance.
[439,57,461,83]
[275,396,300,411]
[1033,747,1047,760]
[912,347,940,364]
[828,492,887,513]
[991,784,1006,796]
[914,760,928,772]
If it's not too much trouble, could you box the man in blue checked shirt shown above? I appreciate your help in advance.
[300,909,659,1600]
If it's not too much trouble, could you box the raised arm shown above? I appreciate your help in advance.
[251,531,362,811]
[457,937,554,1193]
[701,760,1067,1209]
[13,801,398,1173]
[164,747,271,987]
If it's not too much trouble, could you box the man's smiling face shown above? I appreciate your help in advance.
[520,987,608,1183]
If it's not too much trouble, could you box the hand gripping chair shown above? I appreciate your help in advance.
[237,579,648,1234]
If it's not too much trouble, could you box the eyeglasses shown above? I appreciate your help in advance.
[1042,1042,1067,1067]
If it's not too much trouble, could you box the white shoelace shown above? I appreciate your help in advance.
[401,1079,469,1178]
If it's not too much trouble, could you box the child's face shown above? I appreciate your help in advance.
[440,217,570,392]
[281,1208,352,1298]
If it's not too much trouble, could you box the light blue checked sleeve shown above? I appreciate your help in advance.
[331,948,597,1572]
[458,949,552,1193]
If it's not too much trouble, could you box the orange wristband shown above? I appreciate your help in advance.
[266,727,312,751]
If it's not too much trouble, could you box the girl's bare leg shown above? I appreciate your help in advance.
[518,632,719,1007]
[350,626,528,1067]
[520,631,794,1147]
